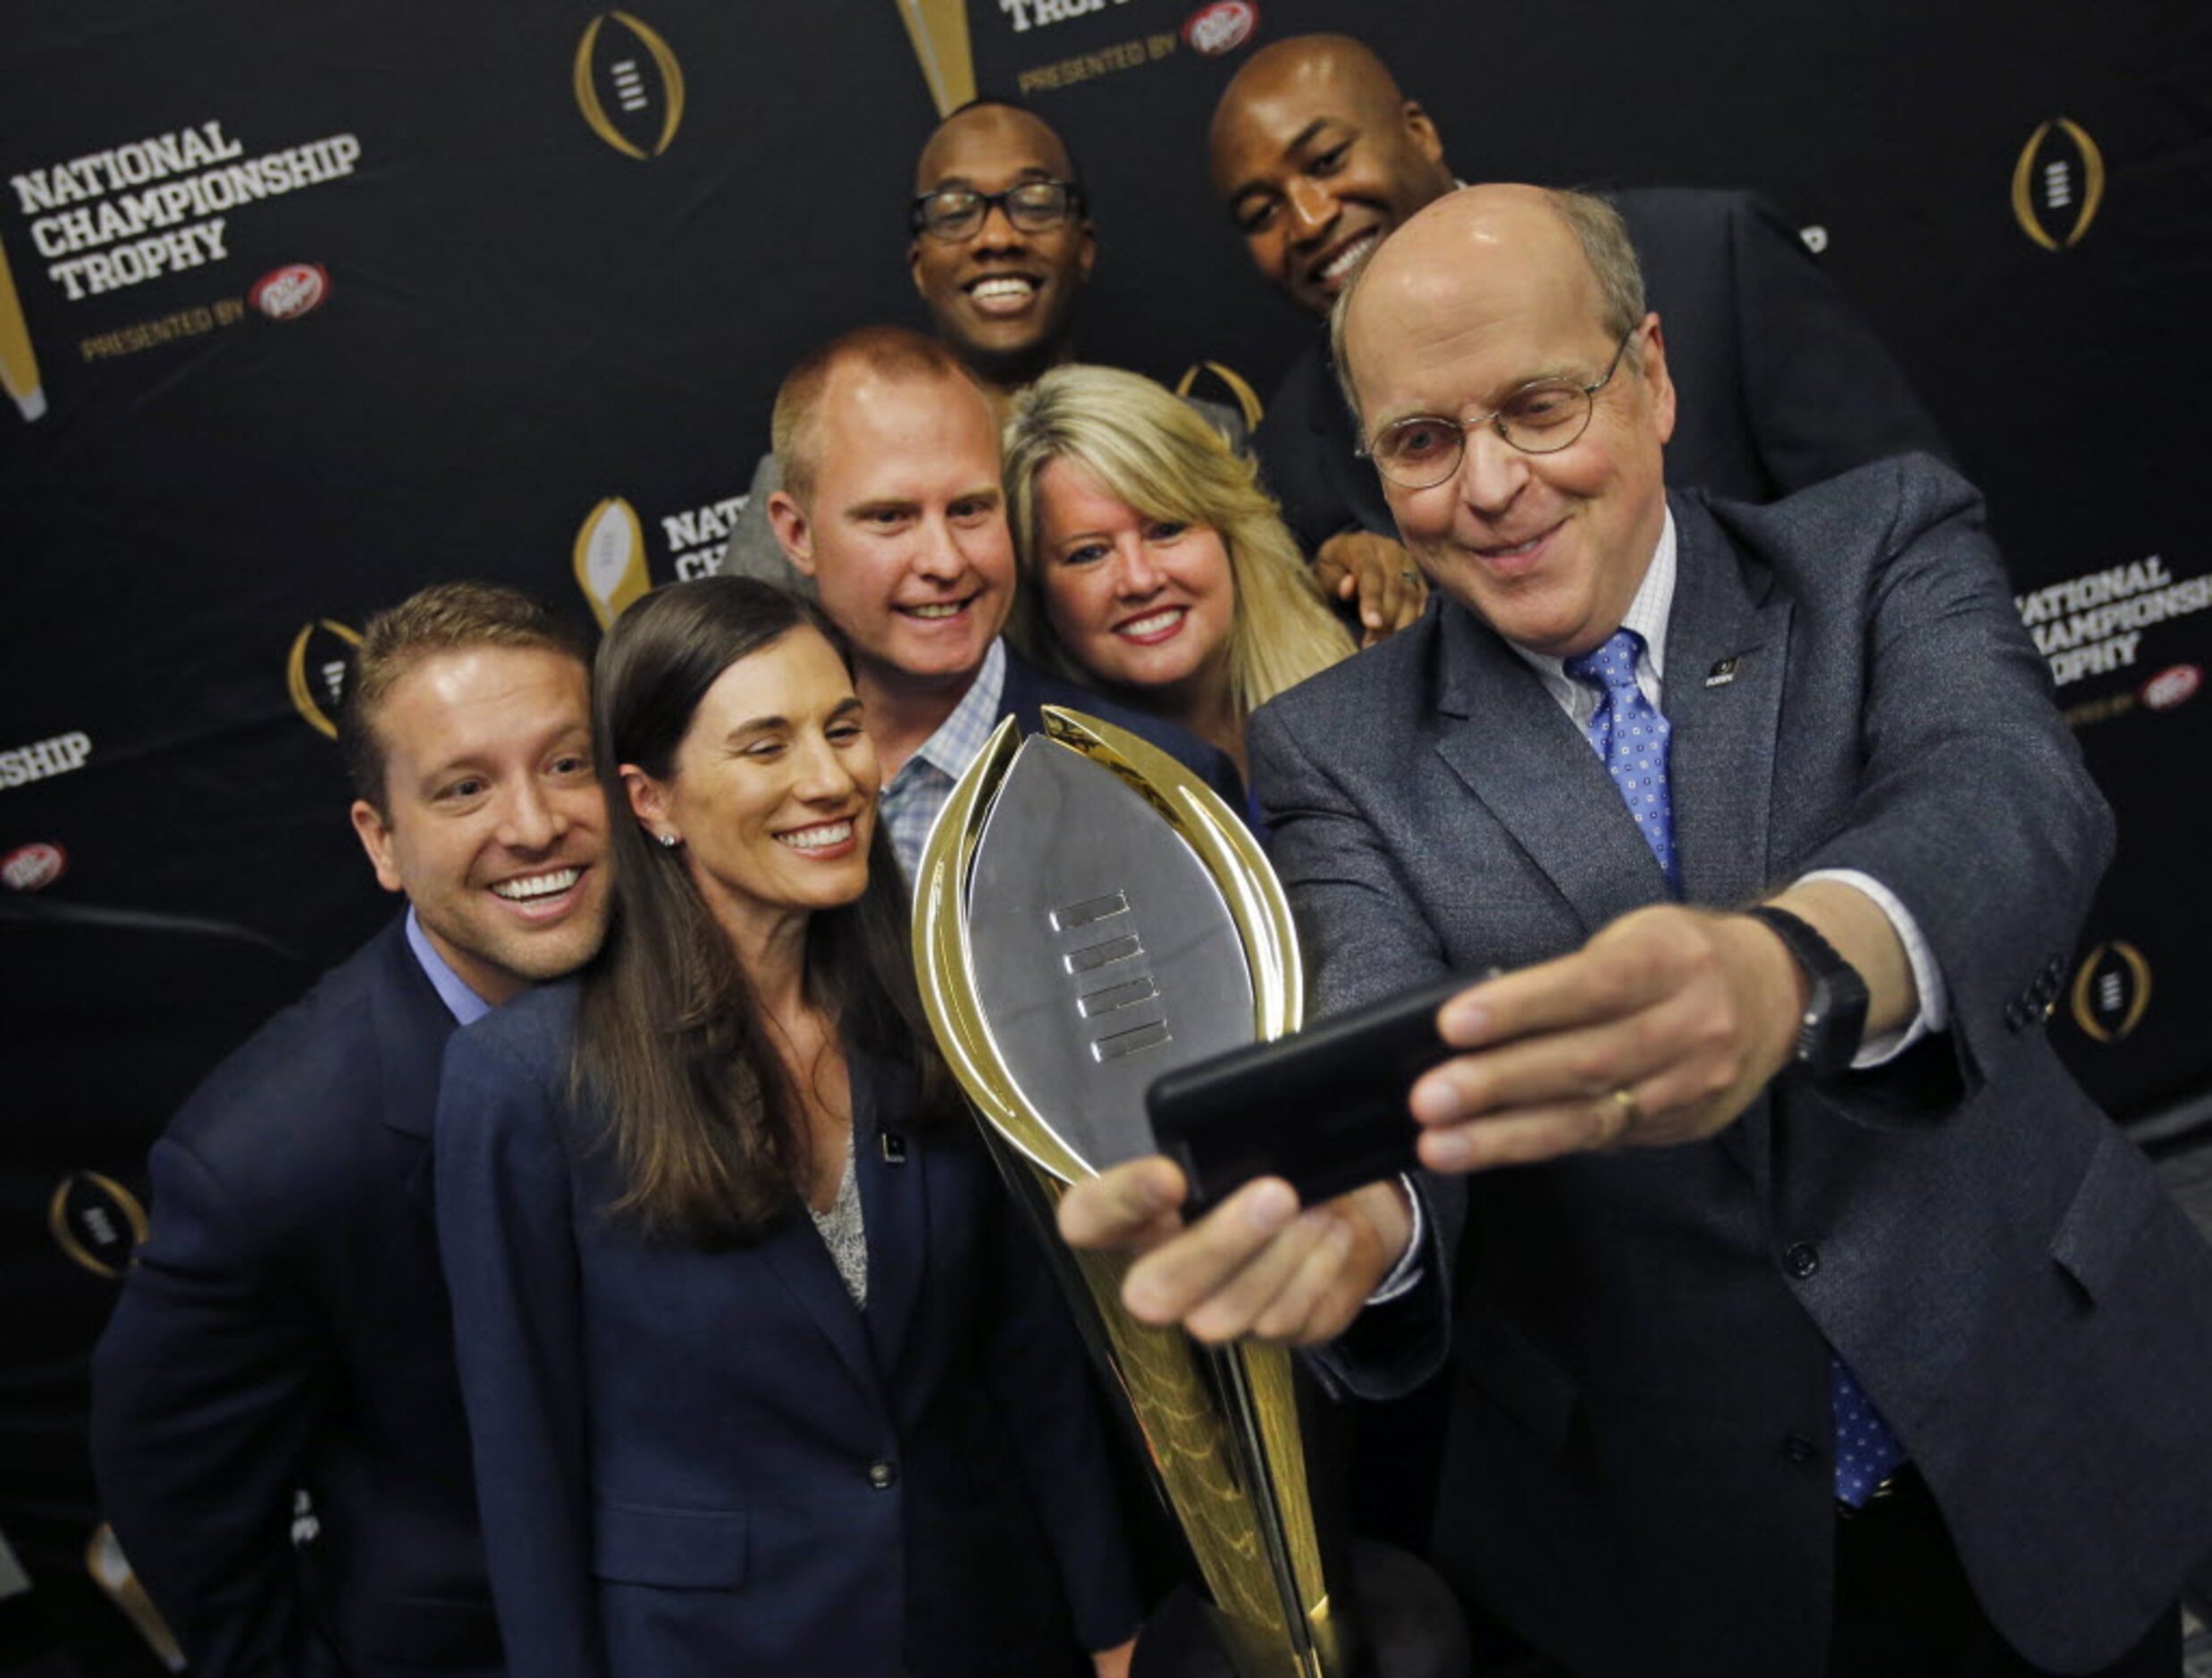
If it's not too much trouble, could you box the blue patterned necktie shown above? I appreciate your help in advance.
[1561,628,1678,890]
[1562,626,1904,1505]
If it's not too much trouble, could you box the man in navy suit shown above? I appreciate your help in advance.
[763,323,1244,875]
[90,582,612,1676]
[1207,33,1947,644]
[1059,186,2212,1674]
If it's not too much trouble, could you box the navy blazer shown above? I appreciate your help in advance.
[91,916,500,1677]
[1252,188,1950,553]
[434,982,1140,1678]
[1259,457,2212,1674]
[998,640,1247,810]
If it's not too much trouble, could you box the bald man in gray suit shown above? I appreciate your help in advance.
[1059,185,2212,1677]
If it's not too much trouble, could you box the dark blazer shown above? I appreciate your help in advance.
[433,981,1140,1678]
[90,917,500,1678]
[1253,456,2212,1675]
[1252,188,1950,553]
[999,640,1247,810]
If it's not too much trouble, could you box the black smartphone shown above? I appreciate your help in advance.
[1145,970,1484,1214]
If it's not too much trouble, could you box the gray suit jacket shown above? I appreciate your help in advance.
[1250,455,2212,1675]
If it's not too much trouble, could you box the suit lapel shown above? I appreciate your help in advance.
[1662,495,1793,913]
[371,917,455,1140]
[1659,495,1794,1191]
[761,1201,885,1406]
[1433,605,1672,933]
[853,1053,926,1378]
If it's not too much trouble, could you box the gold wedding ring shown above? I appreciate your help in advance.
[1607,1087,1643,1133]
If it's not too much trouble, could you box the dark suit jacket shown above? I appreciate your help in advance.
[433,982,1140,1678]
[999,640,1247,811]
[1251,457,2212,1675]
[91,917,500,1677]
[1252,188,1950,553]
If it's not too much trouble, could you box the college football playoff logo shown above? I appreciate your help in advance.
[287,618,364,740]
[2070,940,2150,1044]
[574,13,685,159]
[2011,118,2104,251]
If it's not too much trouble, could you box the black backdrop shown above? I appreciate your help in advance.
[4,0,2208,1666]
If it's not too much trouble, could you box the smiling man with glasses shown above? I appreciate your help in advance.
[1056,184,2212,1678]
[720,98,1246,591]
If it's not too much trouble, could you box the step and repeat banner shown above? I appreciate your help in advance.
[3,0,2208,1666]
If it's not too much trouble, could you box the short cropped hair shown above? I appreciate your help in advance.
[770,326,980,505]
[1330,185,1648,423]
[339,581,588,814]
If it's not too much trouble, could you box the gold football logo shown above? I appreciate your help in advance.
[574,12,685,159]
[575,496,652,630]
[2070,940,2150,1044]
[49,1171,150,1279]
[1173,358,1265,433]
[0,232,46,422]
[894,0,978,119]
[287,618,365,740]
[2012,118,2105,251]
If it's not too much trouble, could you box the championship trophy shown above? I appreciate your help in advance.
[913,709,1460,1678]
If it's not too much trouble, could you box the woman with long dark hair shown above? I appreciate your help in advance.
[434,578,1138,1677]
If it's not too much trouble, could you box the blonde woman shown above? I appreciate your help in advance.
[1005,365,1355,786]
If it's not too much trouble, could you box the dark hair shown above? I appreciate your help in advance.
[338,581,587,814]
[575,576,952,1245]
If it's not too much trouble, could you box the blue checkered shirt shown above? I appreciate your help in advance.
[880,638,1007,882]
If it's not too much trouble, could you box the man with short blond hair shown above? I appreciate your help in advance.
[762,324,1241,874]
[93,581,610,1678]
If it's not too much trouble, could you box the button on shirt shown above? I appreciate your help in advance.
[879,637,1007,881]
[1507,510,1947,1064]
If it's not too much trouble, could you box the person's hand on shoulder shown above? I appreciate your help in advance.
[1056,1158,1412,1347]
[1314,530,1426,646]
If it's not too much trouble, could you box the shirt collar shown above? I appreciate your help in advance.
[1506,506,1678,690]
[901,636,1007,786]
[404,906,493,1027]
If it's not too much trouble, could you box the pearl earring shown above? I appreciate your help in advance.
[658,832,678,849]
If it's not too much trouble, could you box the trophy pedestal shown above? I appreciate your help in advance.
[1131,1539,1471,1678]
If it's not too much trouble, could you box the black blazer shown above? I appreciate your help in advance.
[1252,188,1950,552]
[1261,458,2212,1674]
[91,917,500,1677]
[998,640,1247,810]
[434,981,1141,1677]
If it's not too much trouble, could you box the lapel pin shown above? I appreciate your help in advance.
[1703,657,1740,688]
[879,1133,907,1164]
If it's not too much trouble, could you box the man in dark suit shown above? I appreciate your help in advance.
[90,582,612,1677]
[1059,186,2212,1674]
[1208,33,1947,645]
[762,323,1243,874]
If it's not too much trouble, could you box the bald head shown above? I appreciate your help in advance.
[1207,33,1456,317]
[1334,185,1648,418]
[908,99,1095,390]
[1328,184,1674,659]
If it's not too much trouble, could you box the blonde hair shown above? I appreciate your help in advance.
[1003,365,1351,719]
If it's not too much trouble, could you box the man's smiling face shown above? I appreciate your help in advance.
[1344,186,1676,660]
[1209,37,1457,319]
[780,365,1016,701]
[349,645,609,1005]
[908,105,1095,387]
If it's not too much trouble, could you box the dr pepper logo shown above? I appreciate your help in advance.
[1183,0,1257,55]
[2140,664,2200,712]
[249,263,330,322]
[1,841,66,892]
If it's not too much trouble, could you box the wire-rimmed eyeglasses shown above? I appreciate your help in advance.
[1358,323,1644,490]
